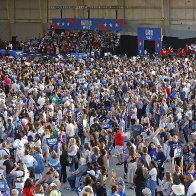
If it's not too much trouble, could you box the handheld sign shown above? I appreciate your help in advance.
[46,137,58,147]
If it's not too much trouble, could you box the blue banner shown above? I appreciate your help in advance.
[0,49,23,57]
[46,137,58,147]
[137,27,162,55]
[52,18,124,31]
[0,50,88,60]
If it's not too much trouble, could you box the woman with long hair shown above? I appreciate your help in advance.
[41,129,50,166]
[22,178,35,196]
[11,162,29,196]
[127,146,137,189]
[60,144,69,183]
[185,162,196,179]
[147,161,158,196]
[134,159,148,196]
[48,150,61,174]
[33,146,45,181]
[67,138,79,172]
[163,172,173,196]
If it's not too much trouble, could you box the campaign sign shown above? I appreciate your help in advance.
[46,137,58,147]
[137,27,162,55]
[52,18,124,31]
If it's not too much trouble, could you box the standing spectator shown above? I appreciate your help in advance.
[147,161,157,196]
[3,75,11,95]
[60,144,69,183]
[169,134,183,167]
[22,178,35,196]
[114,127,125,166]
[48,150,61,174]
[110,185,120,196]
[21,149,38,179]
[10,162,29,195]
[134,159,148,196]
[127,146,137,189]
[163,172,173,196]
[187,179,196,196]
[67,138,79,172]
[33,147,45,181]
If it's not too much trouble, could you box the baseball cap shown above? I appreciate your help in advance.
[87,170,96,177]
[118,180,125,186]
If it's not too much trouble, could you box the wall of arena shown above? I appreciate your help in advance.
[0,0,196,41]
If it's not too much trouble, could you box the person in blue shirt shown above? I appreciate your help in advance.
[117,180,127,196]
[156,145,166,184]
[149,142,158,161]
[110,185,120,196]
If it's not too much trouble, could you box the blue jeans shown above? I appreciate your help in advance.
[67,175,76,189]
[69,156,76,172]
[6,173,14,191]
[147,179,157,196]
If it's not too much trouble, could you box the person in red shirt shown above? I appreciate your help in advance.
[181,49,187,58]
[3,75,11,95]
[114,127,125,165]
[164,84,171,97]
[161,48,167,58]
[22,178,35,196]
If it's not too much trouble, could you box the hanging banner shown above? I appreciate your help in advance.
[52,18,124,31]
[137,27,162,55]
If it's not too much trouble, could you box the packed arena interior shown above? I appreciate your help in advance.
[0,0,196,196]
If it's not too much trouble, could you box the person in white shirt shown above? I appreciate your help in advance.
[187,179,196,196]
[68,138,79,172]
[57,106,63,124]
[147,161,157,196]
[27,108,34,123]
[21,150,37,179]
[66,117,75,139]
[10,162,29,192]
[37,93,45,109]
[0,142,10,160]
[11,80,20,93]
[13,134,28,162]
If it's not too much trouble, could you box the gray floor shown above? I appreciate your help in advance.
[60,155,136,196]
[60,151,171,196]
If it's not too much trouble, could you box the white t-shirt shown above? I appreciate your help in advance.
[38,126,45,135]
[22,155,37,168]
[15,170,29,189]
[37,96,45,108]
[34,139,41,147]
[149,168,157,181]
[66,123,75,137]
[187,180,196,196]
[0,148,10,159]
[68,144,78,156]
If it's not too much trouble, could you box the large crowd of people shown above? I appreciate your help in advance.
[0,29,195,196]
[21,29,120,55]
